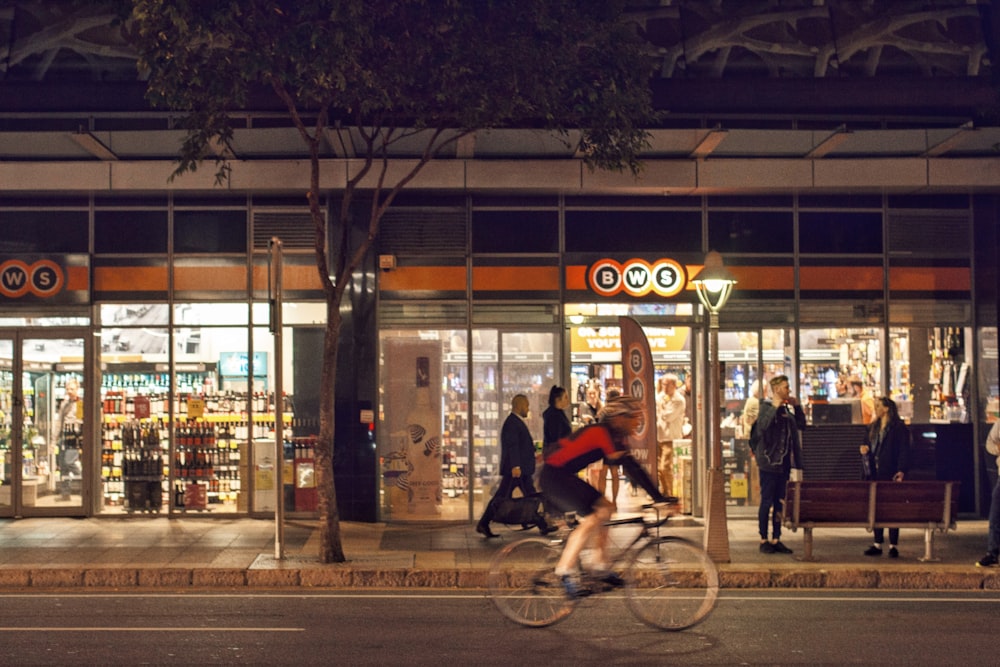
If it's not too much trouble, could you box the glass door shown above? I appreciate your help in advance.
[0,330,89,517]
[470,330,557,517]
[0,336,12,514]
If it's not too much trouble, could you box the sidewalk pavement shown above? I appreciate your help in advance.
[1,503,998,591]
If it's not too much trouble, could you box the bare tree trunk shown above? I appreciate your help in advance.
[317,296,345,563]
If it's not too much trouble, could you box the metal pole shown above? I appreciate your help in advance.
[703,311,731,562]
[270,237,285,560]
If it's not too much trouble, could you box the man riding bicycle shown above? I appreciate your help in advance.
[540,395,674,599]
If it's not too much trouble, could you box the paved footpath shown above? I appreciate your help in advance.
[1,511,998,590]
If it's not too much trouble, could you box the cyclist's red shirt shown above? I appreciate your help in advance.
[544,424,625,473]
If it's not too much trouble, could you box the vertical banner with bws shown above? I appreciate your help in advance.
[619,316,657,483]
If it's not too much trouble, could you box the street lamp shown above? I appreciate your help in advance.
[691,250,737,563]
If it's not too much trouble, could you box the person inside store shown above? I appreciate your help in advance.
[57,376,83,500]
[859,396,911,558]
[655,373,686,497]
[742,380,761,436]
[542,385,572,458]
[540,395,674,599]
[751,375,805,555]
[580,381,602,424]
[976,420,1000,568]
[476,394,554,538]
[598,387,622,509]
[850,377,875,425]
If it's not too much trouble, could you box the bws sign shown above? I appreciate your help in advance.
[0,259,65,299]
[588,258,686,298]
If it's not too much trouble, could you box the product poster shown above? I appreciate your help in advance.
[382,339,443,517]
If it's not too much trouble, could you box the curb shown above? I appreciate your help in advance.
[1,566,998,590]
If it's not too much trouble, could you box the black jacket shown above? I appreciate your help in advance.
[752,400,805,475]
[542,405,572,457]
[499,412,537,477]
[862,417,911,481]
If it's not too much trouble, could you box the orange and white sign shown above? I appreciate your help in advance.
[0,259,64,298]
[588,257,686,298]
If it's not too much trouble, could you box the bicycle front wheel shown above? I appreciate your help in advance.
[625,536,719,631]
[487,536,574,628]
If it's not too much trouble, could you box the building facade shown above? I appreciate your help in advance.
[0,1,998,522]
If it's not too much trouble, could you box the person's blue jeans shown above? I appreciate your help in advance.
[988,471,1000,555]
[758,470,787,541]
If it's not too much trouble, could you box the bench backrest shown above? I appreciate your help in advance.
[784,480,959,528]
[874,481,958,525]
[786,481,871,523]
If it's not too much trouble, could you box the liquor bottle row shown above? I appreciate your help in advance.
[101,450,165,481]
[173,447,241,480]
[101,389,290,418]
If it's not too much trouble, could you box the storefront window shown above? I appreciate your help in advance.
[95,300,285,516]
[800,327,879,425]
[378,327,556,521]
[981,326,998,423]
[380,329,468,520]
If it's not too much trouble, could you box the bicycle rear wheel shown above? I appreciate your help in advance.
[487,536,574,628]
[625,536,719,631]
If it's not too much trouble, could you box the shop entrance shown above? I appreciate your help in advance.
[0,329,90,517]
[717,328,793,517]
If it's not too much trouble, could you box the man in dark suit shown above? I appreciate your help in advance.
[476,394,554,538]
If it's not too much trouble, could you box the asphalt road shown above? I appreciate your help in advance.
[1,589,998,665]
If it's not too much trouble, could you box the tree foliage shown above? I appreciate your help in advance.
[124,0,658,562]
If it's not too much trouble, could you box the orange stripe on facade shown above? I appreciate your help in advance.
[890,266,970,291]
[94,266,168,292]
[473,266,559,291]
[800,266,883,291]
[65,265,89,291]
[566,265,588,291]
[380,266,467,292]
[174,266,246,291]
[249,264,325,291]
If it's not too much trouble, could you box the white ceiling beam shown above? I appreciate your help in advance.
[69,131,118,161]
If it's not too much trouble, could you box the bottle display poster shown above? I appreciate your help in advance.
[382,339,443,517]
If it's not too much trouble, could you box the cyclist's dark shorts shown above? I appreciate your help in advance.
[539,464,603,517]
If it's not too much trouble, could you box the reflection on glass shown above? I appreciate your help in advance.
[100,304,169,326]
[174,303,250,326]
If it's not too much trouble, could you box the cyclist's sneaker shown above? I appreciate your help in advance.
[598,571,626,588]
[976,552,999,568]
[560,574,588,600]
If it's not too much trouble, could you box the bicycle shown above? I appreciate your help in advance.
[487,504,719,630]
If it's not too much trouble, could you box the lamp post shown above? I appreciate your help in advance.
[691,250,737,563]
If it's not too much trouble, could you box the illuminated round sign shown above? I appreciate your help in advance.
[588,258,686,298]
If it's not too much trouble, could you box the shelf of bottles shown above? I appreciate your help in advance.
[100,367,292,513]
[102,420,165,512]
[441,363,469,499]
[928,327,968,423]
[0,369,12,485]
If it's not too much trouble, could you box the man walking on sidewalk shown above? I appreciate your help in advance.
[477,394,553,538]
[977,421,1000,567]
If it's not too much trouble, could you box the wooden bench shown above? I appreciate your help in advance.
[782,480,960,562]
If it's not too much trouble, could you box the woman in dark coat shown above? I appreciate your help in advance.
[542,385,572,457]
[859,396,911,558]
